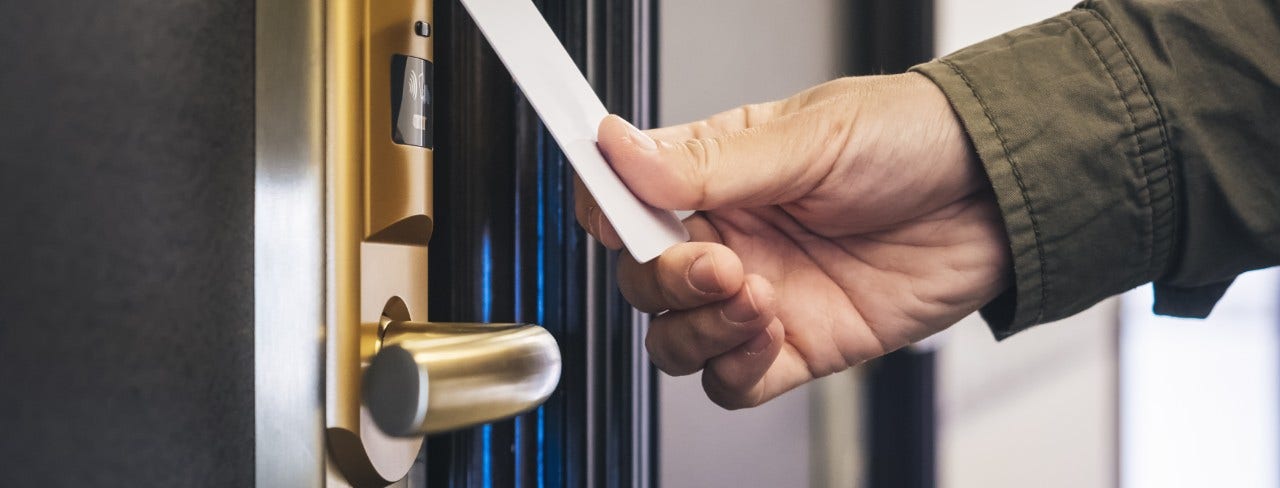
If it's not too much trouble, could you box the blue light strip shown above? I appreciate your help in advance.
[537,406,546,488]
[537,135,547,333]
[481,231,493,488]
[536,131,547,488]
[481,229,493,323]
[482,423,493,488]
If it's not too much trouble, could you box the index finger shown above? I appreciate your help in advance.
[573,176,624,249]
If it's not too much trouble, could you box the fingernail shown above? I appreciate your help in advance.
[625,121,657,151]
[688,253,722,294]
[744,329,773,355]
[722,285,759,323]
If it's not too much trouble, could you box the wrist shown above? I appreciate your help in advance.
[900,71,987,200]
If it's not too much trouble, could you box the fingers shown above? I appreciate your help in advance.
[573,177,623,249]
[701,318,785,409]
[617,242,743,313]
[579,78,869,244]
[597,109,846,211]
[645,274,776,376]
[577,104,778,247]
[644,101,779,142]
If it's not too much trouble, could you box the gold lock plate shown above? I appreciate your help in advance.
[364,0,434,246]
[325,0,433,485]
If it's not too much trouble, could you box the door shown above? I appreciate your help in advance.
[0,0,656,486]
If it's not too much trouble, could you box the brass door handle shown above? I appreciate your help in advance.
[362,320,561,436]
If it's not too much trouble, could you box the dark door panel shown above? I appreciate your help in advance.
[427,0,657,486]
[0,0,255,485]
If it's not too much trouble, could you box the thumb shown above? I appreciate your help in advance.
[597,113,842,211]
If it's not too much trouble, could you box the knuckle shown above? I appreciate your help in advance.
[655,257,699,309]
[644,332,673,374]
[739,102,771,127]
[624,285,668,314]
[687,119,714,139]
[702,372,756,410]
[705,355,753,391]
[676,138,718,209]
[655,283,686,312]
[645,322,700,377]
[584,206,602,236]
[672,307,731,353]
[574,204,590,229]
[573,194,587,220]
[709,394,752,411]
[660,355,701,377]
[619,286,660,314]
[693,309,744,350]
[617,261,664,313]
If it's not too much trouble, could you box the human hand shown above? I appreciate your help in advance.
[575,73,1011,408]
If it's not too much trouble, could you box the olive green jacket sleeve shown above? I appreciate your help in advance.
[912,0,1280,338]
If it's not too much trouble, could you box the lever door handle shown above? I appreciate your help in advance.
[362,320,561,436]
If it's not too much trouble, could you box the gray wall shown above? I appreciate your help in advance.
[656,2,849,487]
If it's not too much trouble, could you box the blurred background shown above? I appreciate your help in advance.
[656,1,1280,487]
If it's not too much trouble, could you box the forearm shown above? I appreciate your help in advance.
[913,0,1280,336]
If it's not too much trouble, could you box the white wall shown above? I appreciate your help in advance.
[656,1,849,487]
[937,309,1119,488]
[932,3,1119,488]
[936,1,1075,58]
[1121,270,1280,488]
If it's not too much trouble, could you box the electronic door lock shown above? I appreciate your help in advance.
[321,0,562,486]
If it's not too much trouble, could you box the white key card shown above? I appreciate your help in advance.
[458,0,690,263]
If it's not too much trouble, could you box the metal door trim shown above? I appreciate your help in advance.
[255,0,327,485]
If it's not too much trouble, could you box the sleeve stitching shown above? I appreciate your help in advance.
[1064,13,1154,288]
[938,58,1048,325]
[1083,7,1178,280]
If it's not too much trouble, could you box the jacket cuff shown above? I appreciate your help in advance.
[911,8,1176,338]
